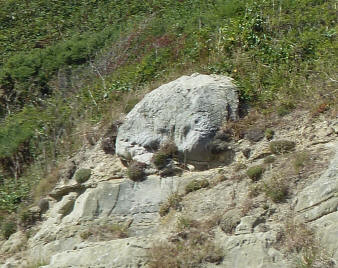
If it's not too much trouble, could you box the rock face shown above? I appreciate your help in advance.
[115,73,239,165]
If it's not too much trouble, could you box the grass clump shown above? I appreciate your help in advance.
[126,161,146,181]
[185,179,209,194]
[74,168,91,183]
[265,128,275,140]
[1,219,17,239]
[159,193,182,217]
[264,155,276,164]
[293,152,310,173]
[263,177,288,203]
[79,222,128,241]
[246,165,265,181]
[270,140,296,154]
[282,220,334,268]
[148,218,223,268]
[152,142,178,170]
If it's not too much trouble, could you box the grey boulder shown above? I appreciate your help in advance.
[115,73,239,166]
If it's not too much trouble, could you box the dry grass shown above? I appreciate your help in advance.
[79,222,128,241]
[148,217,223,268]
[282,220,334,268]
[32,166,60,202]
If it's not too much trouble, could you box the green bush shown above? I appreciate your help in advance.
[246,165,265,181]
[75,168,91,183]
[270,140,296,154]
[185,179,209,194]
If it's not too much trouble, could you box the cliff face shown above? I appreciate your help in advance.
[0,75,337,268]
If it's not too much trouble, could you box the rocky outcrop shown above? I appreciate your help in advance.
[115,73,239,166]
[1,86,337,268]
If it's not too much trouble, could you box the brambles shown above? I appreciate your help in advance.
[126,161,146,181]
[185,179,209,194]
[75,169,91,183]
[270,140,296,154]
[246,165,265,181]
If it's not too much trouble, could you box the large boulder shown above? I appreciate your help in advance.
[116,73,239,166]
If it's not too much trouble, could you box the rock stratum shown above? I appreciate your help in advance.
[0,74,337,268]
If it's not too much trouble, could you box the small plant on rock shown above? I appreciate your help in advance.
[126,161,146,181]
[75,168,91,183]
[246,165,265,181]
[265,128,274,140]
[185,179,209,194]
[270,140,295,154]
[263,177,288,203]
[293,152,310,173]
[152,141,178,169]
[264,155,276,164]
[1,219,17,239]
[159,193,182,217]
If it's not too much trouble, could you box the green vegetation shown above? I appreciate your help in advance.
[185,179,209,194]
[1,219,16,239]
[264,128,274,140]
[263,177,288,203]
[293,152,310,173]
[270,140,296,154]
[159,193,182,217]
[74,168,91,184]
[0,0,336,219]
[246,165,265,181]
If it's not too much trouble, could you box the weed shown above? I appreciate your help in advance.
[270,140,296,155]
[79,222,128,241]
[148,219,223,267]
[159,193,182,217]
[264,155,276,164]
[277,102,295,117]
[263,177,288,203]
[152,141,178,169]
[234,162,247,171]
[126,161,146,181]
[1,219,17,239]
[246,165,265,181]
[293,152,310,173]
[265,128,275,140]
[185,179,209,194]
